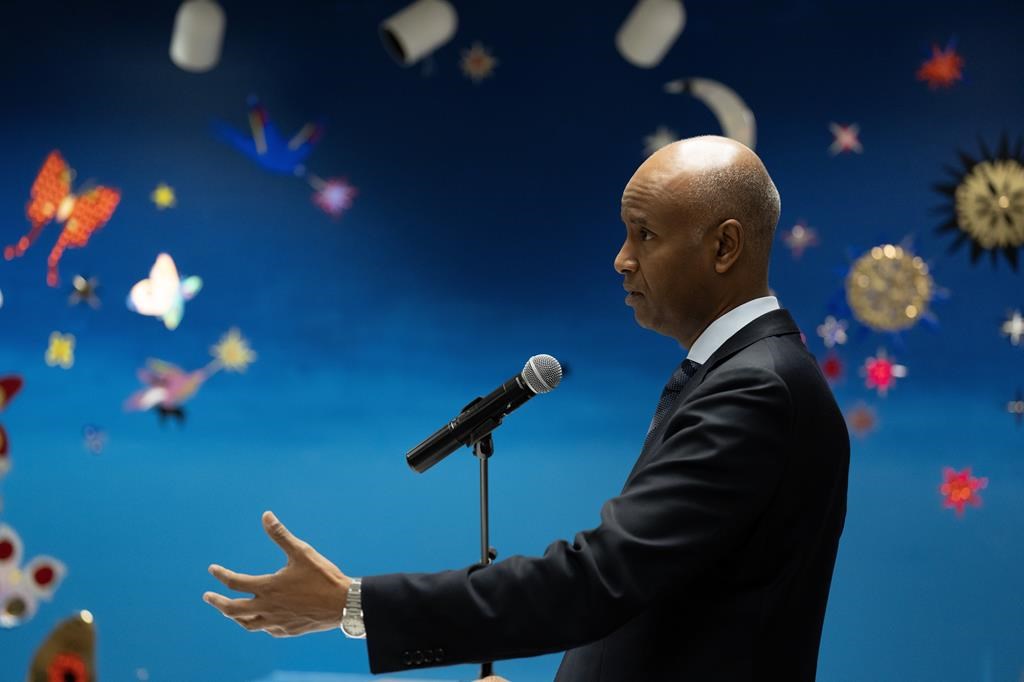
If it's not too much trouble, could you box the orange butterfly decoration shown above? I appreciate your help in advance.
[4,151,120,287]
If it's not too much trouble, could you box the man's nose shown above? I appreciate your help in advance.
[614,241,637,274]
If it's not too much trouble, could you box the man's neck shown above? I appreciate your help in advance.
[679,286,771,349]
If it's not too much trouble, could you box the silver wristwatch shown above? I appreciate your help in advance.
[340,577,366,639]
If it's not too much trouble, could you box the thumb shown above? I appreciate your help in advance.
[262,510,306,558]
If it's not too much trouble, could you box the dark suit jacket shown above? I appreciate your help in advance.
[362,309,849,680]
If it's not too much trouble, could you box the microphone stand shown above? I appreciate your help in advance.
[472,432,498,680]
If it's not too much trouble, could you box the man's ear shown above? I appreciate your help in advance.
[713,219,743,274]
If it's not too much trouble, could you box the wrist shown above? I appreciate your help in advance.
[340,577,365,639]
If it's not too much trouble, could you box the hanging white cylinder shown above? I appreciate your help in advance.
[615,0,686,69]
[379,0,458,66]
[169,0,226,73]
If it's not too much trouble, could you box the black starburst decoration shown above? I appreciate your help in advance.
[933,134,1024,270]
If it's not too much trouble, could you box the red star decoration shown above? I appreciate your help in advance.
[862,350,906,396]
[939,467,988,516]
[916,42,964,89]
[846,403,877,438]
[820,353,844,383]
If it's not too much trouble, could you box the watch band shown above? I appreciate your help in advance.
[340,577,366,639]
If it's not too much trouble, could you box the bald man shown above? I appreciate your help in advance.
[204,136,849,681]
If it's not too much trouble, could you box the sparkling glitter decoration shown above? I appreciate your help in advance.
[845,243,936,332]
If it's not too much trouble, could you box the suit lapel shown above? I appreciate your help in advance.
[622,309,802,489]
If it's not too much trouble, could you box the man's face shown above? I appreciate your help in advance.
[615,172,716,344]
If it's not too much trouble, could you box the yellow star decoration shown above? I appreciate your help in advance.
[211,328,256,372]
[45,332,75,369]
[150,183,177,210]
[460,42,498,83]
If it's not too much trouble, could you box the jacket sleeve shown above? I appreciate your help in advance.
[361,367,793,674]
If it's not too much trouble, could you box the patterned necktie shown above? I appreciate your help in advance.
[644,359,701,448]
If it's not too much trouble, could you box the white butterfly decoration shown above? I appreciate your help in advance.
[0,523,65,628]
[127,253,202,330]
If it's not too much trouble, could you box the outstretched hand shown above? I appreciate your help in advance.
[203,511,352,637]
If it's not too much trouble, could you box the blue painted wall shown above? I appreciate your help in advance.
[1,1,1022,680]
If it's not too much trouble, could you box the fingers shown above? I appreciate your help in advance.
[262,510,307,558]
[203,591,260,619]
[236,614,266,632]
[208,564,271,593]
[203,595,284,635]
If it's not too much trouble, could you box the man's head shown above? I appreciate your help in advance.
[615,135,781,347]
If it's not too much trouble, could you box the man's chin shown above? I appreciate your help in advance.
[631,310,654,330]
[632,311,674,339]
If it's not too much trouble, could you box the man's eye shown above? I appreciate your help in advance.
[639,228,653,241]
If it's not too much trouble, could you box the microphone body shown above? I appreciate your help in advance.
[406,355,562,473]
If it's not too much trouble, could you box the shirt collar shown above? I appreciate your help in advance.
[684,296,781,364]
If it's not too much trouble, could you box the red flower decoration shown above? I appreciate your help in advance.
[862,349,907,396]
[820,353,844,383]
[939,467,988,516]
[917,42,964,89]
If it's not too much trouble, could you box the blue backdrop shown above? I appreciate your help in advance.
[1,1,1022,680]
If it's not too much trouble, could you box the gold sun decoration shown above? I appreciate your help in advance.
[845,244,935,332]
[210,328,256,372]
[935,135,1024,269]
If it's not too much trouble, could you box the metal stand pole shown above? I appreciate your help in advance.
[473,434,497,680]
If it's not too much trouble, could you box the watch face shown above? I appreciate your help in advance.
[342,617,366,637]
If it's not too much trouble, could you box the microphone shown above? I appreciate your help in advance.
[406,354,563,473]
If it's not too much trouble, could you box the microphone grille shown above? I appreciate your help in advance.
[522,354,563,394]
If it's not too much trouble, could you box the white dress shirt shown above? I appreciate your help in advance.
[685,296,781,364]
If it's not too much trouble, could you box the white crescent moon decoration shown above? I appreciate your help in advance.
[663,77,757,150]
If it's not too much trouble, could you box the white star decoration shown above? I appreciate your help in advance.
[1002,309,1024,346]
[782,222,820,258]
[829,122,862,155]
[817,316,848,348]
[644,126,678,157]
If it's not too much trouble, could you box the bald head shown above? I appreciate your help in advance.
[630,135,781,269]
[616,136,781,345]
